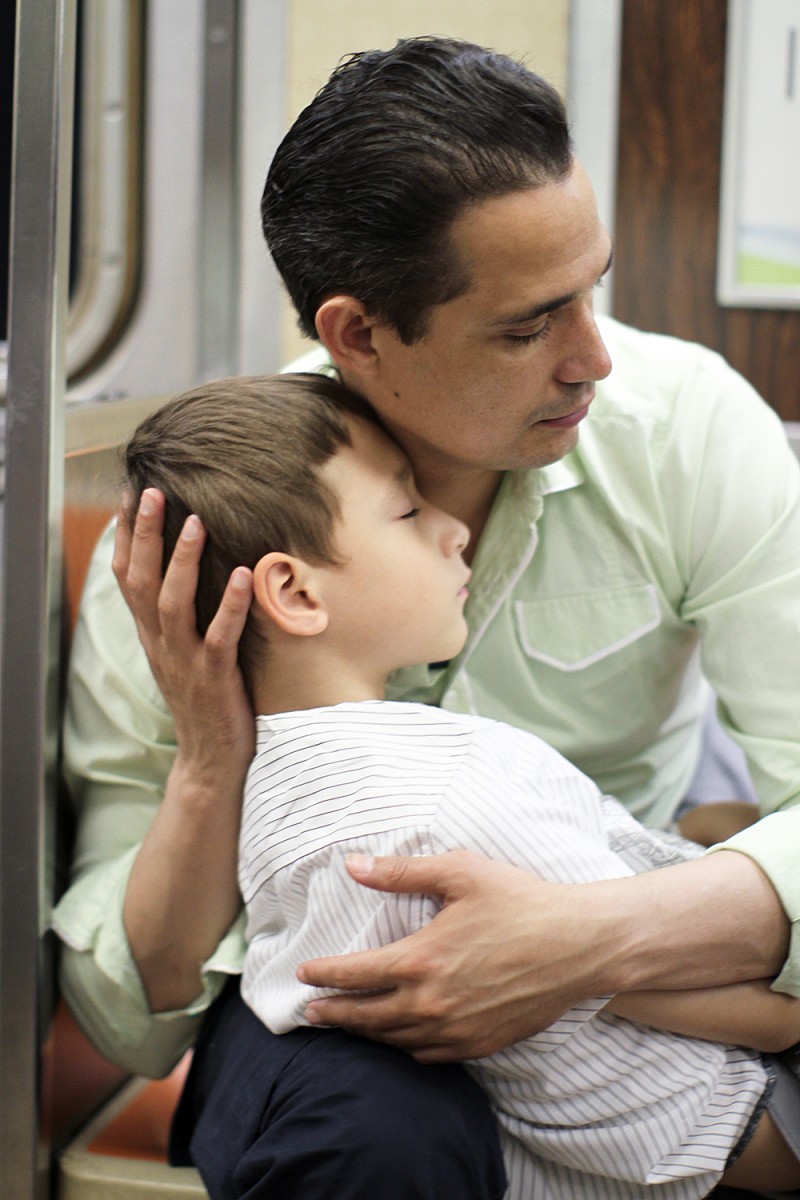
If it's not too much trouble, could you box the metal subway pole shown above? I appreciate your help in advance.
[1,0,76,1196]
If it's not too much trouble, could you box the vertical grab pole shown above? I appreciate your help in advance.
[1,0,76,1196]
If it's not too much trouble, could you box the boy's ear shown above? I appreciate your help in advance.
[252,552,329,637]
[315,295,381,376]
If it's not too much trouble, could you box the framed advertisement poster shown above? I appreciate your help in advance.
[718,0,800,307]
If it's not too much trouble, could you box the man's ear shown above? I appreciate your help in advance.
[315,295,381,376]
[252,552,329,637]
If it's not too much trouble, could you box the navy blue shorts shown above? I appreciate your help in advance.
[171,978,507,1200]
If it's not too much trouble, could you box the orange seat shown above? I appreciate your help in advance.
[83,1056,190,1163]
[58,1059,208,1198]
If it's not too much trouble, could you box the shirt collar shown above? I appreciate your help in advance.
[536,448,585,496]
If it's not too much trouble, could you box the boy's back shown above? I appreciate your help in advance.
[239,700,767,1200]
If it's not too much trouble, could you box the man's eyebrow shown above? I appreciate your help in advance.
[490,246,614,329]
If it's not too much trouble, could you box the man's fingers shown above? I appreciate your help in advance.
[298,943,404,992]
[302,993,474,1061]
[120,489,167,619]
[111,490,135,580]
[156,514,206,635]
[203,567,254,663]
[345,849,480,897]
[305,990,401,1031]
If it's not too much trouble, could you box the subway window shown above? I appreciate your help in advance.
[66,0,144,384]
[1,1,143,395]
[1,4,15,351]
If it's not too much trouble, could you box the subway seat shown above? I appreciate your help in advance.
[58,1054,207,1199]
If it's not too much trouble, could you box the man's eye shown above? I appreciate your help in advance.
[505,321,551,346]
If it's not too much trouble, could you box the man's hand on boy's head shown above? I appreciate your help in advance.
[298,850,609,1062]
[113,488,256,783]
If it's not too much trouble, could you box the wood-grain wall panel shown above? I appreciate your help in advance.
[613,0,800,421]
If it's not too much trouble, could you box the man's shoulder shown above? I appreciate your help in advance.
[594,316,732,418]
[584,317,770,475]
[596,314,720,364]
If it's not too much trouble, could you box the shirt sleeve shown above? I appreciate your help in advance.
[671,353,800,809]
[666,350,800,989]
[51,522,247,1077]
[707,810,800,997]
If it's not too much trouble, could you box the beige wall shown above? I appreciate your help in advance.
[280,0,570,362]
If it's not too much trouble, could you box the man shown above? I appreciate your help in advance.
[54,38,800,1199]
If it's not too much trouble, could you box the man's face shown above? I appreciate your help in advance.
[350,161,613,484]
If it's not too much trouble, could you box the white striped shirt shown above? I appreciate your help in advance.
[239,701,767,1200]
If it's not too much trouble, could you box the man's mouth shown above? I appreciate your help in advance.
[537,389,595,429]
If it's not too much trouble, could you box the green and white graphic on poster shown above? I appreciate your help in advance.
[718,0,800,306]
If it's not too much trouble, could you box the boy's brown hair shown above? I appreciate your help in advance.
[124,372,374,687]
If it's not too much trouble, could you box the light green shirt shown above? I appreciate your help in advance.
[52,317,800,1076]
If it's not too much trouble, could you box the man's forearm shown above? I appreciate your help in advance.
[123,753,244,1013]
[592,849,789,996]
[297,849,791,1061]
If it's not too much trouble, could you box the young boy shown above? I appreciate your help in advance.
[124,373,800,1200]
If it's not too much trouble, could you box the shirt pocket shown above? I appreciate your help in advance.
[514,583,661,672]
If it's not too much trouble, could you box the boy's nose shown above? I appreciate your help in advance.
[446,515,470,556]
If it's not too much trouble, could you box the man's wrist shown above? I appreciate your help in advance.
[168,750,247,810]
[582,851,790,996]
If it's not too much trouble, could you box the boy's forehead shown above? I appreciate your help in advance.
[328,414,412,497]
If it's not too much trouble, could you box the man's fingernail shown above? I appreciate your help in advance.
[182,514,202,540]
[346,853,374,875]
[139,490,157,517]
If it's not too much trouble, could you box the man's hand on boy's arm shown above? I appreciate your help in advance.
[606,979,800,1054]
[299,849,790,1062]
[115,490,255,1013]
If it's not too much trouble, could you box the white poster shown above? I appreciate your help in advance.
[718,0,800,306]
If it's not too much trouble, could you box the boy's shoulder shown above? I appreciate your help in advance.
[245,702,480,836]
[254,700,577,778]
[256,700,481,747]
[252,702,492,778]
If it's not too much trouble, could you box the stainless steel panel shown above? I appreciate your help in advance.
[199,0,240,381]
[1,1,76,1196]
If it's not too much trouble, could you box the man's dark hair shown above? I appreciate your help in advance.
[124,373,373,692]
[262,36,572,344]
